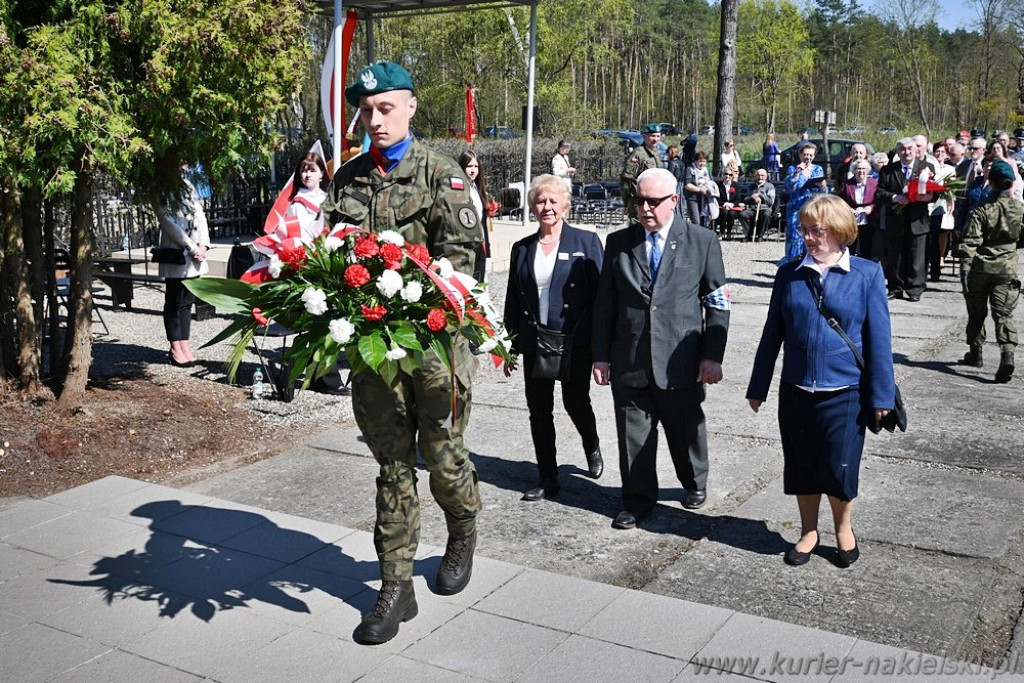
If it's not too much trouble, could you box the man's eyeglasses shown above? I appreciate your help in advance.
[635,194,675,208]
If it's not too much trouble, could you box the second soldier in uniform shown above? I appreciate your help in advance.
[620,123,665,216]
[957,158,1022,383]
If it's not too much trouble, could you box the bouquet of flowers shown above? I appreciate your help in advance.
[894,169,965,212]
[186,217,513,390]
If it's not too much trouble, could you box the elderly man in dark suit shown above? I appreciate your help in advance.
[876,137,935,302]
[738,168,776,242]
[592,168,731,529]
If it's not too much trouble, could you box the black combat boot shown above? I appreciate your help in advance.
[357,580,417,644]
[995,350,1015,383]
[960,348,983,367]
[435,529,476,595]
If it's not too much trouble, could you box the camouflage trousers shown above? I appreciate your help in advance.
[351,340,480,582]
[965,271,1020,351]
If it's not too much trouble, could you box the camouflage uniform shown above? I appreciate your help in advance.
[620,145,664,215]
[323,139,483,582]
[957,192,1023,355]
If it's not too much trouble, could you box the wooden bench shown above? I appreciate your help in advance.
[92,271,165,310]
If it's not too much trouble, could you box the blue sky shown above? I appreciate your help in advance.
[934,1,979,32]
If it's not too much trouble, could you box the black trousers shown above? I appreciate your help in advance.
[886,224,928,298]
[611,382,708,514]
[522,343,599,485]
[163,278,196,342]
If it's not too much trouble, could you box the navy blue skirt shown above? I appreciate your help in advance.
[777,382,865,501]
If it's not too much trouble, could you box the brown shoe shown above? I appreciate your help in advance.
[358,580,417,644]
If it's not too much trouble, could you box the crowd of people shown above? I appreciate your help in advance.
[188,70,1018,646]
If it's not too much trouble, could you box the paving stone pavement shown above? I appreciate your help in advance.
[3,222,1024,681]
[1,476,1021,682]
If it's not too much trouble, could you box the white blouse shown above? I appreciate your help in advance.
[533,243,558,327]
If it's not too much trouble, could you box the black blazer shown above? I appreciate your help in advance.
[592,216,730,390]
[876,159,935,235]
[503,223,604,357]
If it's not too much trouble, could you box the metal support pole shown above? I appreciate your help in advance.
[332,0,344,173]
[522,0,538,225]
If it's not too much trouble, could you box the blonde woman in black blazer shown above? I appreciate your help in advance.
[503,174,604,501]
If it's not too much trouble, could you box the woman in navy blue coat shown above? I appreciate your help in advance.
[746,194,895,568]
[503,174,604,501]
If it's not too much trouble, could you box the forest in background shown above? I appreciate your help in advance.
[289,0,1024,140]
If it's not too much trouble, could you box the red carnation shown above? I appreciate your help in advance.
[280,244,308,271]
[426,308,447,332]
[361,304,388,321]
[344,264,371,288]
[252,307,269,326]
[405,243,431,264]
[380,242,404,270]
[353,236,380,259]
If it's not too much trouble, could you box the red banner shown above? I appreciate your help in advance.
[465,85,477,144]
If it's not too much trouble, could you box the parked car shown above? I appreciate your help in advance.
[777,138,876,175]
[483,125,522,139]
[699,126,715,135]
[878,126,898,135]
[734,125,754,136]
[843,126,867,136]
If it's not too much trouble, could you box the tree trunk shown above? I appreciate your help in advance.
[56,160,96,410]
[714,0,739,175]
[1,175,43,391]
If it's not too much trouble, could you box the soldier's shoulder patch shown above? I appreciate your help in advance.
[449,176,465,190]
[458,206,478,228]
[629,158,640,164]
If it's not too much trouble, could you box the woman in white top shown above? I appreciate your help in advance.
[719,139,741,175]
[458,149,491,282]
[285,152,330,240]
[503,175,604,502]
[156,172,211,366]
[551,140,576,191]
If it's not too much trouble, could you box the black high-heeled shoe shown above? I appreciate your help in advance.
[836,538,860,568]
[784,532,819,566]
[168,352,194,368]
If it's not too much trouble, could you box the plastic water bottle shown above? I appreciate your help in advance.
[251,368,265,399]
[121,232,130,252]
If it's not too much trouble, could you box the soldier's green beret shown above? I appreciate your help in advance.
[989,159,1015,185]
[641,123,661,134]
[345,61,415,107]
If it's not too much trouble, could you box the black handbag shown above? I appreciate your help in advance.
[532,326,572,381]
[150,247,187,265]
[824,316,907,434]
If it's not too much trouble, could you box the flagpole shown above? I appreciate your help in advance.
[332,1,344,173]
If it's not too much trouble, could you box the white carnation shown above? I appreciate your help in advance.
[322,236,344,253]
[328,318,355,344]
[378,230,405,246]
[385,346,408,361]
[400,281,423,303]
[436,257,454,280]
[268,255,283,279]
[376,269,404,298]
[301,287,328,315]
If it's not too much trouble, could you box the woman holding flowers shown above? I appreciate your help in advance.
[504,174,604,502]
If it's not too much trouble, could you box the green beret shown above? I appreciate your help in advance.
[641,123,661,134]
[345,61,415,107]
[989,159,1015,185]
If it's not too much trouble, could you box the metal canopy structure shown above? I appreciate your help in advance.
[316,0,539,220]
[313,0,531,17]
